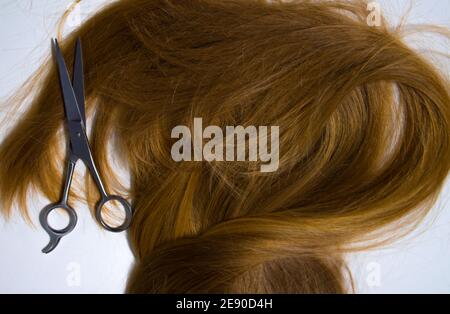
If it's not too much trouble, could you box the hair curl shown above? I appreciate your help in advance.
[1,0,449,293]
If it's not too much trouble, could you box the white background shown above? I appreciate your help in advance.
[0,0,449,293]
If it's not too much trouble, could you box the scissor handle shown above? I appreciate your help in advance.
[39,203,78,254]
[95,195,133,232]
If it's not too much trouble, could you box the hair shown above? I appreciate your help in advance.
[0,0,449,293]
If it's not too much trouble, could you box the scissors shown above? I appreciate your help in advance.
[39,38,133,254]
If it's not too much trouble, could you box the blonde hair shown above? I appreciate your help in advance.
[1,0,449,293]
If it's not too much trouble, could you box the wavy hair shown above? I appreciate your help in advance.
[0,0,449,293]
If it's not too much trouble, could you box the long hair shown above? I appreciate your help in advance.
[1,0,449,293]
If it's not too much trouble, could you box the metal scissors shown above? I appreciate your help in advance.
[39,38,133,254]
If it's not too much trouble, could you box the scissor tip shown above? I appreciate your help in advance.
[52,38,60,49]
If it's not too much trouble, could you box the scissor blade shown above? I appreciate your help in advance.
[53,39,83,122]
[72,38,86,124]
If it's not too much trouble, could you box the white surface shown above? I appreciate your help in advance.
[0,0,449,294]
